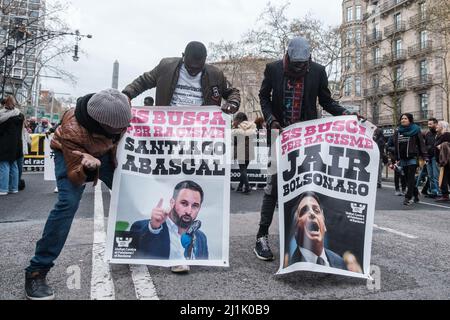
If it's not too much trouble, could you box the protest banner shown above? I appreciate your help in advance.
[44,135,56,181]
[106,106,231,267]
[276,116,378,279]
[23,134,45,171]
[231,129,269,186]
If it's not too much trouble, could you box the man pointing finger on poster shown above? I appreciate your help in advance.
[131,181,209,271]
[149,198,170,230]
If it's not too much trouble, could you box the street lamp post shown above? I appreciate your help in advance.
[0,26,93,99]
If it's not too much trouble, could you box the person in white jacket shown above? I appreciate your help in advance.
[18,121,31,190]
[232,112,257,194]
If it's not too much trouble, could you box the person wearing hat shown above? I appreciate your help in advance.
[122,41,240,115]
[254,36,363,261]
[24,89,132,300]
[392,113,428,206]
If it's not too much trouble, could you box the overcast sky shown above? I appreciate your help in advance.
[42,0,342,104]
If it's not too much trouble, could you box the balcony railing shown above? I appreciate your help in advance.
[408,41,433,58]
[380,81,407,94]
[384,22,407,37]
[411,110,434,122]
[364,87,382,97]
[409,13,429,27]
[380,0,412,15]
[367,57,384,70]
[383,50,407,64]
[406,75,434,90]
[366,31,382,45]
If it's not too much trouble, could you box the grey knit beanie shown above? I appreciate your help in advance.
[87,89,131,128]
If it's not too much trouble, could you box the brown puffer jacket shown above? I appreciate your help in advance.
[51,108,117,186]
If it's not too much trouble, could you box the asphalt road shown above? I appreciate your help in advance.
[0,173,449,300]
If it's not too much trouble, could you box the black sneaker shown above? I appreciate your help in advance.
[403,199,413,206]
[25,271,55,300]
[414,197,420,203]
[254,236,274,261]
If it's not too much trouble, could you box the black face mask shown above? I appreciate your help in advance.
[284,54,310,79]
[289,61,309,74]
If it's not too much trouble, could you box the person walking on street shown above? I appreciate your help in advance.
[434,121,450,202]
[392,113,428,206]
[0,96,24,196]
[374,128,387,188]
[423,118,440,198]
[387,134,407,196]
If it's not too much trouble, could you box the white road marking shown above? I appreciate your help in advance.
[130,265,159,300]
[373,224,418,239]
[90,184,115,300]
[382,183,450,209]
[108,189,159,300]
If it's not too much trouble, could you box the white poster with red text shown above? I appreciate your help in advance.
[276,116,378,279]
[106,106,231,267]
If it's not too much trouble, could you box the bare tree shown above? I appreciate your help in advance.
[209,1,344,118]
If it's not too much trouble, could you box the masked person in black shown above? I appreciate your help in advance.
[253,37,362,261]
[392,113,428,206]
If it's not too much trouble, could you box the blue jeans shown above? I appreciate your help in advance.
[17,156,24,180]
[26,150,114,273]
[426,157,441,196]
[0,160,19,193]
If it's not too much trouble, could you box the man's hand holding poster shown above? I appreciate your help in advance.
[106,106,231,267]
[277,116,378,279]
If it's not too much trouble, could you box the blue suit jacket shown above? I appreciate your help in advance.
[290,247,348,271]
[130,220,209,260]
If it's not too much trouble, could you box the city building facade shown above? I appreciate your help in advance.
[0,0,45,106]
[340,0,449,131]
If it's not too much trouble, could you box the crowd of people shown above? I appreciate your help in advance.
[377,116,450,205]
[0,96,59,196]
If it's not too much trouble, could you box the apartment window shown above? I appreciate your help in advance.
[355,77,361,96]
[355,29,362,46]
[419,60,428,77]
[344,77,352,96]
[373,47,380,62]
[394,13,402,29]
[372,74,379,88]
[356,50,362,70]
[394,66,403,86]
[347,7,353,22]
[419,93,429,111]
[419,2,426,19]
[420,30,428,48]
[345,53,352,71]
[394,39,402,56]
[356,6,362,20]
[346,30,353,46]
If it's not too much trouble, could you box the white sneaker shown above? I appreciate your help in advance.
[0,192,7,196]
[170,265,190,273]
[54,187,59,193]
[9,191,18,194]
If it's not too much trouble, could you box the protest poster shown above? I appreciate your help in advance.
[276,116,378,279]
[106,106,231,267]
[44,135,56,181]
[23,134,45,171]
